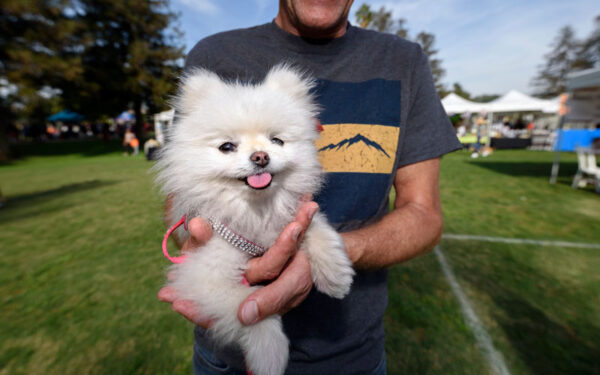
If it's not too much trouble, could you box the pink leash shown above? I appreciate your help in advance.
[162,215,188,264]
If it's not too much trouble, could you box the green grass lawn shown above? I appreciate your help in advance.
[1,142,599,374]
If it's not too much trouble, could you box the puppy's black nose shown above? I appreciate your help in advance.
[250,151,269,167]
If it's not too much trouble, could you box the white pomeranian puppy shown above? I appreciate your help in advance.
[154,65,355,375]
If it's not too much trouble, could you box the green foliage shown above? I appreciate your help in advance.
[452,83,471,100]
[532,16,600,97]
[0,0,184,150]
[355,3,408,38]
[355,4,406,37]
[69,0,184,126]
[354,4,372,29]
[0,0,84,90]
[453,85,501,104]
[0,0,81,155]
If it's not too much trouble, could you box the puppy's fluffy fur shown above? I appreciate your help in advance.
[154,65,355,375]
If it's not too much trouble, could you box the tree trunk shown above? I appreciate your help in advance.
[133,99,144,142]
[0,121,11,162]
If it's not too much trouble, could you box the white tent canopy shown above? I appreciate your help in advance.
[441,93,485,114]
[441,90,559,115]
[487,90,558,113]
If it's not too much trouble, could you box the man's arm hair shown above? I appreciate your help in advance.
[342,157,443,269]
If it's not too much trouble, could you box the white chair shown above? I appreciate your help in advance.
[572,148,600,193]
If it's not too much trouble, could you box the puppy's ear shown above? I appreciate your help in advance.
[263,64,315,99]
[177,69,223,114]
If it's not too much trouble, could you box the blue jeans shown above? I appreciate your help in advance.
[192,342,387,375]
[192,343,246,375]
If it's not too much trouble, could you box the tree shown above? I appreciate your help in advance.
[0,0,82,159]
[452,83,471,100]
[0,93,14,161]
[0,0,84,92]
[69,0,184,139]
[579,15,600,68]
[531,25,593,97]
[415,31,447,95]
[355,4,408,38]
[0,0,184,159]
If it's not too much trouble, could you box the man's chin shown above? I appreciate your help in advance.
[296,19,348,38]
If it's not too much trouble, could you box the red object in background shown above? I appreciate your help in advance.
[315,118,324,132]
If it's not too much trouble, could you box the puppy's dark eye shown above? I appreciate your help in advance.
[218,142,237,153]
[271,137,284,146]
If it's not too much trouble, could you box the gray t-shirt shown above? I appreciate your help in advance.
[184,21,461,375]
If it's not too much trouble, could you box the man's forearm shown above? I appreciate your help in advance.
[342,157,443,269]
[342,201,442,269]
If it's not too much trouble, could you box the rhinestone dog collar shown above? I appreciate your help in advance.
[207,217,267,257]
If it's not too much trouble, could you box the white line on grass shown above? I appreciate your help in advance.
[434,246,512,375]
[443,234,600,249]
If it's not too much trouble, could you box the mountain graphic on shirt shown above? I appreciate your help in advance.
[317,133,390,158]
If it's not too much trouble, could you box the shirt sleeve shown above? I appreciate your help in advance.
[397,46,462,167]
[183,41,211,72]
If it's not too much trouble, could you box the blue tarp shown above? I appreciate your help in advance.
[47,110,85,123]
[554,129,600,151]
[116,111,135,122]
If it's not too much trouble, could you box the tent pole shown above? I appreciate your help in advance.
[486,112,493,147]
[549,115,565,184]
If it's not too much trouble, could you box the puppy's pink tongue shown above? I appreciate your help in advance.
[247,173,272,189]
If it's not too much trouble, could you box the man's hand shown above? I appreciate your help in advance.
[238,201,318,325]
[158,200,319,327]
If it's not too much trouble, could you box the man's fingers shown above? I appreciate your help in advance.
[157,286,178,303]
[295,201,319,232]
[239,251,313,325]
[182,217,213,251]
[299,193,313,203]
[159,287,213,328]
[245,221,301,283]
[245,202,318,284]
[172,299,213,327]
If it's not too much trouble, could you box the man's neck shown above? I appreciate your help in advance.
[274,13,348,39]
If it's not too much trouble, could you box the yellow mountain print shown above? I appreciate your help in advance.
[315,124,400,174]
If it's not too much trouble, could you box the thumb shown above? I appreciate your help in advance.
[182,217,213,251]
[238,252,312,325]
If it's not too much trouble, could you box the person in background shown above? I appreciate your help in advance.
[122,127,136,156]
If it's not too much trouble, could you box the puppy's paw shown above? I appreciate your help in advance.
[310,241,354,299]
[302,216,355,299]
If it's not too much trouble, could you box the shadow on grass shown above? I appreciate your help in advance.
[0,180,119,224]
[457,263,600,375]
[468,160,578,179]
[492,293,600,375]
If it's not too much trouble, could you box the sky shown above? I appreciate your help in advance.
[170,0,598,96]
